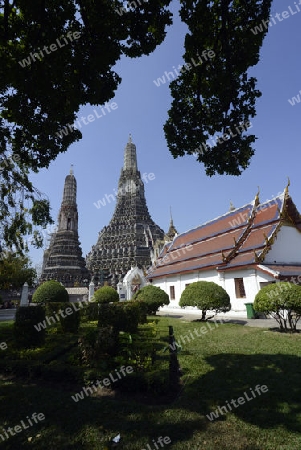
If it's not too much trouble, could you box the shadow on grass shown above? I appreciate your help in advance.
[2,351,300,449]
[0,380,202,449]
[181,353,301,433]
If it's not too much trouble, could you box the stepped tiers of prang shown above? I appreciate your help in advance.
[86,137,166,286]
[40,167,90,286]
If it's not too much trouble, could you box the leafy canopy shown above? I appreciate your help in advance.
[179,281,230,315]
[0,251,36,289]
[0,1,273,251]
[0,0,172,253]
[164,0,273,176]
[254,282,301,332]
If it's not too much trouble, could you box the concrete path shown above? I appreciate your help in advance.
[157,310,301,330]
[0,309,16,322]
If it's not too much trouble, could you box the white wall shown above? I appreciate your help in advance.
[264,226,301,264]
[224,269,274,311]
[153,267,275,314]
[153,269,225,308]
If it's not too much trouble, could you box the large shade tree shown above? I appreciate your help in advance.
[0,0,273,251]
[164,0,273,176]
[0,251,36,289]
[0,0,172,253]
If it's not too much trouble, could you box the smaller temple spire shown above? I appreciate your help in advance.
[164,207,178,242]
[229,201,235,212]
[170,206,173,225]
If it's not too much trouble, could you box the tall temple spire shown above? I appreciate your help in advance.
[123,135,137,171]
[86,138,164,286]
[40,169,90,286]
[59,169,77,230]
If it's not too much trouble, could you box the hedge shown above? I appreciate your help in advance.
[14,306,46,348]
[98,301,147,333]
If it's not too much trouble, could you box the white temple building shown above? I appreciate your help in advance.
[147,184,301,317]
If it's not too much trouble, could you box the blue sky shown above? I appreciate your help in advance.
[29,0,301,268]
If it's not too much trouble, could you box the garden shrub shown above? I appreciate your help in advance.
[45,302,81,333]
[78,326,119,365]
[32,280,69,304]
[254,282,301,332]
[98,301,146,333]
[14,306,46,348]
[93,286,119,304]
[80,302,99,322]
[179,281,230,320]
[133,285,170,315]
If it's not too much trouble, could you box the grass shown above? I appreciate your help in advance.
[0,316,301,449]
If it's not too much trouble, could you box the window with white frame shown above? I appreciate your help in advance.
[234,278,246,298]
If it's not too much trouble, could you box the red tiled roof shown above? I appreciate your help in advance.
[257,264,301,279]
[148,190,301,279]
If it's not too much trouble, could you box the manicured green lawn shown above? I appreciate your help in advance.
[0,317,301,449]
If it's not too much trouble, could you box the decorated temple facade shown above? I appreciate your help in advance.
[86,137,165,286]
[148,184,301,315]
[40,167,90,286]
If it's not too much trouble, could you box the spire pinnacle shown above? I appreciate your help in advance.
[123,136,137,171]
[229,201,235,212]
[170,206,174,225]
[70,164,74,175]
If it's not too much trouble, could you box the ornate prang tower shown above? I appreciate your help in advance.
[40,166,90,286]
[86,137,164,286]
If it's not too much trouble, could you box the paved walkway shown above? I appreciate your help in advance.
[0,309,16,322]
[157,310,301,329]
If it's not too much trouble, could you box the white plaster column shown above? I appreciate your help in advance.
[88,281,95,302]
[20,282,29,306]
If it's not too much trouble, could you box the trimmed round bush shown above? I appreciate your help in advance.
[93,286,119,304]
[133,285,170,315]
[254,282,301,332]
[32,280,69,304]
[14,306,46,348]
[179,281,230,320]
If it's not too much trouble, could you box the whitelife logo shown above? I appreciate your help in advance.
[288,89,301,106]
[34,301,88,332]
[0,412,45,443]
[153,50,215,87]
[93,172,155,209]
[71,366,133,402]
[18,31,81,67]
[250,2,301,35]
[56,101,118,138]
[206,384,268,421]
[141,436,171,450]
[116,0,148,16]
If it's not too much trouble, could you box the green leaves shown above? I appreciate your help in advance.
[0,0,172,253]
[180,281,230,313]
[164,0,273,175]
[0,252,36,289]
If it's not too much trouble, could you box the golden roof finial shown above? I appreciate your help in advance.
[229,201,235,212]
[284,177,290,196]
[255,186,260,206]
